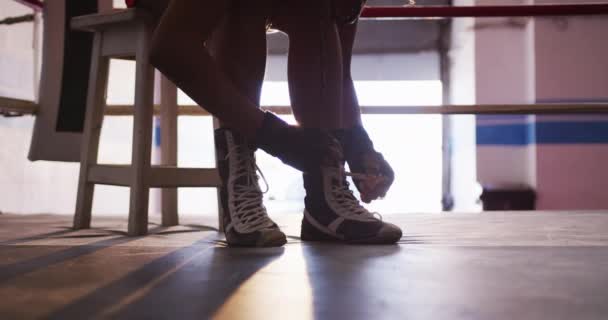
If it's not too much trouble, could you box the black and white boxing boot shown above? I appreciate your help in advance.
[215,128,286,247]
[301,145,402,244]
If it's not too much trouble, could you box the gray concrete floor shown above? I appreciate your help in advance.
[1,211,608,320]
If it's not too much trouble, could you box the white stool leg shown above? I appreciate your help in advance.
[160,75,179,227]
[74,33,110,230]
[128,23,155,236]
[212,117,225,233]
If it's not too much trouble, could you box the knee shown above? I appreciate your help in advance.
[149,24,192,71]
[301,0,333,23]
[274,0,333,28]
[275,3,335,37]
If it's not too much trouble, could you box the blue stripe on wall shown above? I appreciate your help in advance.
[154,122,162,147]
[477,115,529,122]
[536,122,608,144]
[477,121,608,145]
[477,123,535,145]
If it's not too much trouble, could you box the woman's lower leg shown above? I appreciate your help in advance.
[150,0,264,138]
[273,0,344,130]
[337,21,363,128]
[208,2,269,128]
[149,0,344,174]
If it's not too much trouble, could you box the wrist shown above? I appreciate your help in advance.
[333,125,375,161]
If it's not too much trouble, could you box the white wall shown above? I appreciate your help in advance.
[0,1,37,100]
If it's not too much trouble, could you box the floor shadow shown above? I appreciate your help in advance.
[0,226,163,284]
[183,224,221,232]
[54,234,117,239]
[154,225,219,236]
[54,227,130,239]
[301,243,403,319]
[46,238,285,320]
[0,227,75,246]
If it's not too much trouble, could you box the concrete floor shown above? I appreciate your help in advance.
[1,211,608,320]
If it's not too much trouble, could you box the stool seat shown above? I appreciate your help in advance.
[71,9,151,32]
[72,9,221,236]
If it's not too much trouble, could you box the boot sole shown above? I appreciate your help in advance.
[227,230,287,248]
[301,214,402,245]
[258,231,288,247]
[301,232,401,245]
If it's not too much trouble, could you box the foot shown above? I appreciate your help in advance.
[215,128,286,247]
[301,144,402,244]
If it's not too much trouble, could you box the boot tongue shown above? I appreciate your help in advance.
[320,135,345,168]
[233,149,259,190]
[330,168,357,203]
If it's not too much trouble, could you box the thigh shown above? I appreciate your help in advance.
[209,0,269,64]
[135,0,170,18]
[212,0,271,41]
[154,0,231,42]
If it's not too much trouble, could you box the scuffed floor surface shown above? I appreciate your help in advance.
[1,212,608,320]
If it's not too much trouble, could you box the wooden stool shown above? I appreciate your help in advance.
[72,9,221,236]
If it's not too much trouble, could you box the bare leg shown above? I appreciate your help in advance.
[272,0,344,130]
[149,0,264,138]
[208,1,269,127]
[338,21,363,128]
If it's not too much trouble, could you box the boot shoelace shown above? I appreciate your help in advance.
[324,139,383,222]
[327,167,383,222]
[225,146,275,233]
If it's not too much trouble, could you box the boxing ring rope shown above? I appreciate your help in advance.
[3,96,608,117]
[360,3,608,19]
[2,2,608,116]
[12,1,608,17]
[13,0,43,12]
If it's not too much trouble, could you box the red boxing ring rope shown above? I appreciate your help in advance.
[12,1,608,18]
[361,3,608,19]
[13,0,43,11]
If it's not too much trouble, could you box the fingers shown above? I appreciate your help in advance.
[359,174,390,203]
[354,153,394,202]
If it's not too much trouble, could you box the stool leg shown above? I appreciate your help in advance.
[212,117,225,233]
[128,24,155,236]
[160,75,179,227]
[74,34,110,230]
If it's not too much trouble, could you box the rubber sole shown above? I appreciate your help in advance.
[226,229,287,248]
[301,216,402,245]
